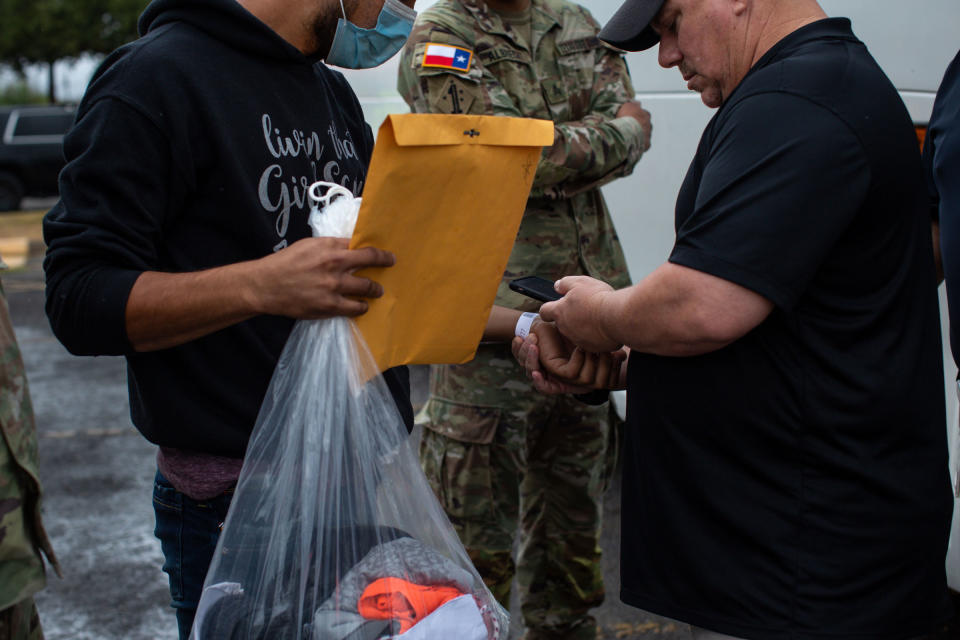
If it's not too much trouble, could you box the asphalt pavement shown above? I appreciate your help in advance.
[1,250,687,640]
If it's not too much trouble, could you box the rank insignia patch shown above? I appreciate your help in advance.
[422,43,473,72]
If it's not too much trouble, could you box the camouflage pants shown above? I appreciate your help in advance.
[419,383,614,640]
[0,598,43,640]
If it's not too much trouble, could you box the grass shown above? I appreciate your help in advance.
[0,210,46,241]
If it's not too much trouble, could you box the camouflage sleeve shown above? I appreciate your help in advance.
[537,45,646,199]
[397,21,521,120]
[0,280,60,608]
[397,18,646,201]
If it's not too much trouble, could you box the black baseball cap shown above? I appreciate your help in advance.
[598,0,667,51]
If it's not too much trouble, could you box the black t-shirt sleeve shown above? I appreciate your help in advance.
[670,92,871,310]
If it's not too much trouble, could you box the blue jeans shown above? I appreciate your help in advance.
[152,471,234,640]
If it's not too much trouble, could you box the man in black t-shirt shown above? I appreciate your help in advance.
[513,0,954,638]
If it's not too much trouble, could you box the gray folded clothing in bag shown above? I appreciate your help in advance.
[308,611,396,640]
[311,537,476,639]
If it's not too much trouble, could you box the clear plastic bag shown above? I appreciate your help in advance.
[190,183,507,640]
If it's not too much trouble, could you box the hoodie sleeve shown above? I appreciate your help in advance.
[43,96,186,356]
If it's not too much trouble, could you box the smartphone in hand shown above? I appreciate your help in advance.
[509,276,562,303]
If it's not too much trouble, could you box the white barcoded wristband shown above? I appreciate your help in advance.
[514,312,539,339]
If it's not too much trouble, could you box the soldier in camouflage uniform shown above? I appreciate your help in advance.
[397,2,650,637]
[0,256,59,640]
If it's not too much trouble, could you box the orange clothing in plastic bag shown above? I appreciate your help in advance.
[358,577,466,633]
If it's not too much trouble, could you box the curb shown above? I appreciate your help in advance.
[0,237,45,269]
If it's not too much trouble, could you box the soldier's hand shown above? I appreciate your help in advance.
[533,320,626,389]
[511,320,627,393]
[512,331,591,395]
[248,237,395,319]
[617,100,652,152]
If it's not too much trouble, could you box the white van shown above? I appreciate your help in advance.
[344,0,960,588]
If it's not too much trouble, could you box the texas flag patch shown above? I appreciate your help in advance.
[422,43,473,72]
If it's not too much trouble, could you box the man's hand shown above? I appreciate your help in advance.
[249,237,395,318]
[617,100,652,152]
[539,276,622,353]
[511,320,627,394]
[126,237,395,352]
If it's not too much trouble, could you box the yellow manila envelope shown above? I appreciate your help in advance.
[349,113,554,373]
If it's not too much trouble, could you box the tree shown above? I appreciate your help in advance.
[0,0,147,103]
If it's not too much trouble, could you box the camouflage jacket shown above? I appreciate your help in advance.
[0,270,59,611]
[397,0,644,316]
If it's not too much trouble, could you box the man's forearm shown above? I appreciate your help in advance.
[125,236,395,352]
[482,305,524,342]
[125,262,261,352]
[597,282,725,357]
[532,117,645,198]
[598,263,773,357]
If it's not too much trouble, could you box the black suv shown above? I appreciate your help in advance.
[0,105,76,211]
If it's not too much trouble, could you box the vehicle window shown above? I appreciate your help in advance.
[12,113,74,138]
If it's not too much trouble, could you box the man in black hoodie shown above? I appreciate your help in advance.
[42,0,419,636]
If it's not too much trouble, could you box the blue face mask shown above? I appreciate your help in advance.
[325,0,417,69]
